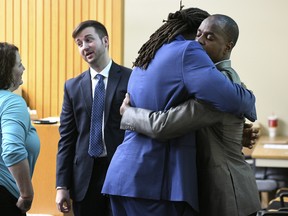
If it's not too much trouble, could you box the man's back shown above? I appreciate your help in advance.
[103,35,257,211]
[103,37,203,210]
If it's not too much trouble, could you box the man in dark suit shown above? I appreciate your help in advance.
[55,20,132,216]
[102,8,256,216]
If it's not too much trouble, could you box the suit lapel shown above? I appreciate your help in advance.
[80,69,93,118]
[104,62,121,125]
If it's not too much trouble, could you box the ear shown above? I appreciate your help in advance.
[226,41,234,52]
[102,36,109,48]
[223,41,233,56]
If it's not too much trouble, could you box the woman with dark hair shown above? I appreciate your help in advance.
[0,42,40,216]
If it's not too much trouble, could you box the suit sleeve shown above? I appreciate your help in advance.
[182,43,257,122]
[56,82,77,189]
[120,99,223,140]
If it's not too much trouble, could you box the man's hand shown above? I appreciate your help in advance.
[242,123,259,149]
[56,188,71,213]
[120,93,131,115]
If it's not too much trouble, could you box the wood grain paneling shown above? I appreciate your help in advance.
[0,0,124,118]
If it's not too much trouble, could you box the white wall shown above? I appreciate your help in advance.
[124,0,288,136]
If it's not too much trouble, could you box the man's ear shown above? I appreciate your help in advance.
[223,41,234,56]
[102,36,109,48]
[226,41,234,52]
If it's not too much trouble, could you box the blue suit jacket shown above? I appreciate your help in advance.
[102,36,256,211]
[56,61,131,201]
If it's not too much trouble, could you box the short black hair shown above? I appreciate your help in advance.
[212,14,239,46]
[72,20,108,39]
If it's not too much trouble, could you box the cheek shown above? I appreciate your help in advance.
[15,71,23,81]
[207,45,221,55]
[78,47,85,56]
[205,47,215,57]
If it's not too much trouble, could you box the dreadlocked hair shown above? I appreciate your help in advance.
[133,7,210,70]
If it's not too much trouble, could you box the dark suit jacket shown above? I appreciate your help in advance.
[119,60,261,216]
[56,61,131,201]
[102,35,256,212]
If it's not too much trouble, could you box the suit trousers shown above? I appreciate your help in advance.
[0,185,26,216]
[72,157,111,216]
[110,195,198,216]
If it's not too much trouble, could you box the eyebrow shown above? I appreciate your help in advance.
[75,34,94,41]
[204,30,215,35]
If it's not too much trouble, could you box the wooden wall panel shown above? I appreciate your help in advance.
[0,1,5,40]
[0,0,124,119]
[6,1,13,41]
[20,0,28,89]
[35,0,44,117]
[51,0,60,116]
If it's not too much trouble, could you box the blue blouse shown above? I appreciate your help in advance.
[0,90,40,198]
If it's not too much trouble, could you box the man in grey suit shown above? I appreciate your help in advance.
[120,14,261,216]
[103,7,257,215]
[55,20,131,216]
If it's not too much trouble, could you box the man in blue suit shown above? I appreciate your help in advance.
[118,14,261,216]
[102,8,256,216]
[55,20,132,216]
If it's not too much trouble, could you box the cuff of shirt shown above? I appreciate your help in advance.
[56,186,68,190]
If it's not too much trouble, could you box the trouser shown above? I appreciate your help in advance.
[0,185,26,216]
[110,195,199,216]
[72,157,112,216]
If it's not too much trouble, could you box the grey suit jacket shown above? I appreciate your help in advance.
[120,60,261,216]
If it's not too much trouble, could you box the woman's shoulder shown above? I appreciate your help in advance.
[0,91,26,106]
[0,91,28,118]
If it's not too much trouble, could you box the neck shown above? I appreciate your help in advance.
[90,55,110,72]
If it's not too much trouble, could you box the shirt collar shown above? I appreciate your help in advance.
[215,59,230,66]
[90,60,112,80]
